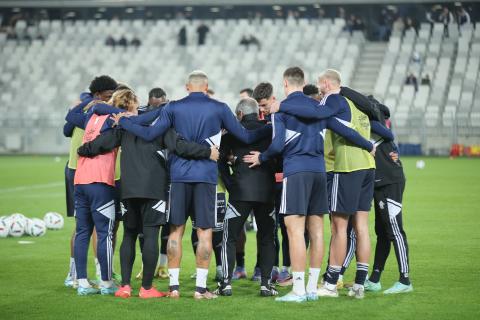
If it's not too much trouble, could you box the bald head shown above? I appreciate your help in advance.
[317,69,341,95]
[186,70,208,92]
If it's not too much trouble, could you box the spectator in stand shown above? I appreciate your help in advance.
[455,5,471,27]
[239,35,261,50]
[118,36,128,47]
[426,5,442,25]
[352,16,365,32]
[105,35,116,47]
[405,73,418,92]
[240,35,249,47]
[197,23,210,46]
[131,37,141,47]
[439,6,454,37]
[344,14,356,33]
[377,7,396,41]
[421,74,431,86]
[403,17,418,36]
[178,26,187,46]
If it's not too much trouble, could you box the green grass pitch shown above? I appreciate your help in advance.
[0,156,479,320]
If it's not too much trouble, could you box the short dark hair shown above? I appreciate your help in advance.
[89,75,117,94]
[253,82,273,102]
[283,67,304,87]
[240,88,253,97]
[303,84,319,96]
[149,87,166,99]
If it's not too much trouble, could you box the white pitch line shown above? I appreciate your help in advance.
[0,182,64,194]
[0,192,64,199]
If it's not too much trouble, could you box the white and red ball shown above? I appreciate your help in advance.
[0,216,10,238]
[9,215,25,237]
[44,212,64,230]
[29,218,47,237]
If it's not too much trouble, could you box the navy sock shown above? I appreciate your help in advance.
[369,268,382,283]
[399,273,410,285]
[196,286,207,294]
[325,265,341,286]
[355,263,369,285]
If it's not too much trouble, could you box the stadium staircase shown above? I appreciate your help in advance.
[350,42,388,95]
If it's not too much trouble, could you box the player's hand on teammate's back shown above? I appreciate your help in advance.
[370,145,376,157]
[243,151,261,168]
[389,151,399,162]
[110,112,127,126]
[270,101,280,114]
[210,146,220,162]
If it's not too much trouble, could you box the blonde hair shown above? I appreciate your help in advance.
[187,70,208,86]
[319,69,341,85]
[109,89,139,112]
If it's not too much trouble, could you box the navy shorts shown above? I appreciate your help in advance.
[65,164,75,217]
[330,169,375,215]
[191,191,226,231]
[168,182,216,229]
[280,172,329,216]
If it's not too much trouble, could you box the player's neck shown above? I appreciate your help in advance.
[325,87,340,95]
[286,88,302,96]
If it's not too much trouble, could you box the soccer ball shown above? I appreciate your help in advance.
[24,218,33,236]
[416,160,426,169]
[10,213,27,226]
[29,218,47,237]
[9,216,25,237]
[0,216,10,238]
[44,212,64,230]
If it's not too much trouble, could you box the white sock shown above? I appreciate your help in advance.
[339,274,344,281]
[101,280,113,288]
[306,268,321,294]
[168,268,180,287]
[78,278,91,288]
[272,266,279,272]
[94,258,101,277]
[292,271,306,295]
[196,268,209,289]
[159,254,168,267]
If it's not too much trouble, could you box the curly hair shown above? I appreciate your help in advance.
[303,84,319,96]
[252,82,273,102]
[109,89,139,112]
[89,75,118,94]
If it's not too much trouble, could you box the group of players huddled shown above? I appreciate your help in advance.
[63,67,413,301]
